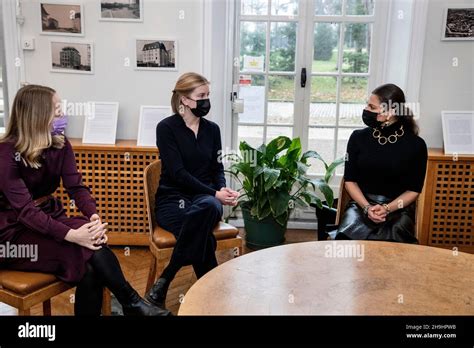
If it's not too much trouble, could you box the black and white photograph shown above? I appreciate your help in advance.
[40,2,84,36]
[442,6,474,40]
[135,39,177,70]
[100,0,143,22]
[50,40,93,74]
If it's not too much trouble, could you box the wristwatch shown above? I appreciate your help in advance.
[382,203,391,214]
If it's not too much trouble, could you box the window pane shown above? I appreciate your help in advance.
[240,22,267,71]
[346,0,374,16]
[241,0,268,15]
[266,126,293,143]
[238,125,264,149]
[313,22,340,73]
[315,0,342,15]
[238,75,265,124]
[309,76,337,126]
[340,76,367,126]
[335,128,358,174]
[270,22,297,72]
[271,0,299,16]
[307,127,335,175]
[268,75,294,125]
[342,23,371,73]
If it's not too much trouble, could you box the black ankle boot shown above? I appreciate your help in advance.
[145,278,170,309]
[116,282,172,316]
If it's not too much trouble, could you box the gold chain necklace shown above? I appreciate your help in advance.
[372,125,404,145]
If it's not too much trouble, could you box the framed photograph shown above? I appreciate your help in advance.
[82,102,119,145]
[137,106,171,147]
[441,111,474,155]
[441,6,474,41]
[99,0,143,22]
[135,39,178,71]
[50,40,93,74]
[40,2,84,36]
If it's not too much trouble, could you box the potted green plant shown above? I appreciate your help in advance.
[224,136,342,249]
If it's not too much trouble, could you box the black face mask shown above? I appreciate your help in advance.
[362,109,383,129]
[188,98,211,118]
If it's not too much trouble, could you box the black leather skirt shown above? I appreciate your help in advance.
[335,193,418,243]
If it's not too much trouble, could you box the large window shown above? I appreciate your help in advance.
[233,0,377,176]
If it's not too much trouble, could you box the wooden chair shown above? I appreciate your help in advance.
[335,178,351,226]
[334,178,421,239]
[144,160,242,310]
[0,270,111,315]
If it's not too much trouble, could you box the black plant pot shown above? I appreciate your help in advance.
[313,199,338,240]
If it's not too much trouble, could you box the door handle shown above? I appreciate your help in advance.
[301,68,307,88]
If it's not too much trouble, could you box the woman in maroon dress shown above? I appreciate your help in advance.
[0,85,170,316]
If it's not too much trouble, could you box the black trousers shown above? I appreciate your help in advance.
[155,193,223,278]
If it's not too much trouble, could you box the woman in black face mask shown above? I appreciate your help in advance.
[335,83,428,243]
[147,72,239,309]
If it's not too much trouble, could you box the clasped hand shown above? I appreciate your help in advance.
[367,204,388,224]
[64,213,108,250]
[215,187,240,206]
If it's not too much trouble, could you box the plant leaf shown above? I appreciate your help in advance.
[324,157,345,183]
[263,167,280,192]
[268,190,292,217]
[311,178,334,207]
[299,191,323,209]
[265,136,292,161]
[301,150,327,169]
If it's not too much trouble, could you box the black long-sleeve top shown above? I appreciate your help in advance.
[155,114,226,199]
[344,121,428,198]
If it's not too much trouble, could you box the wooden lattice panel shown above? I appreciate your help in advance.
[429,162,473,247]
[418,149,474,253]
[54,139,159,246]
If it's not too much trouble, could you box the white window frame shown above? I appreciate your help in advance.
[232,0,389,175]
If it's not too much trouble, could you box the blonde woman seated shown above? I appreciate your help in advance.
[0,85,170,316]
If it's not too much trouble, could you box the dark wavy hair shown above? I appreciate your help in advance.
[372,83,419,135]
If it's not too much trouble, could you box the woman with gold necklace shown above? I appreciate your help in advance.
[335,83,427,243]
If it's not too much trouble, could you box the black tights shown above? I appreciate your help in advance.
[74,246,128,316]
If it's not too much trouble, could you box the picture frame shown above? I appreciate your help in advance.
[50,40,94,74]
[441,111,474,155]
[135,38,178,71]
[82,102,119,145]
[441,6,474,41]
[137,106,171,147]
[39,2,84,37]
[99,0,143,22]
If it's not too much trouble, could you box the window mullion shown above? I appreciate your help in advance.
[263,17,271,143]
[333,0,348,163]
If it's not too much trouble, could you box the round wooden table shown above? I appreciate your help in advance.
[178,241,474,315]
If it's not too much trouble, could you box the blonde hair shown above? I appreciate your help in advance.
[171,72,210,114]
[0,84,65,169]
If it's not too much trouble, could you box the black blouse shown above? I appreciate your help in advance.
[155,114,226,198]
[344,121,428,198]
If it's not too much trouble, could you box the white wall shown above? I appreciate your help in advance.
[5,0,474,148]
[418,0,474,148]
[18,0,209,140]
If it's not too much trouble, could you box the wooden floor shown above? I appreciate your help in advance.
[0,228,316,316]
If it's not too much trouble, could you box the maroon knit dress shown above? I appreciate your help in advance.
[0,137,97,283]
